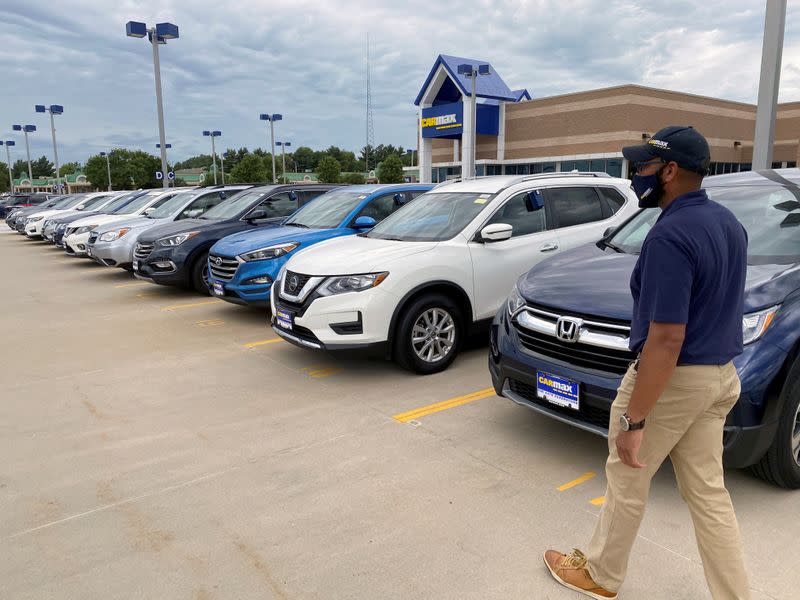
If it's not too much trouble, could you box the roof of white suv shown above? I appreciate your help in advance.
[430,172,626,194]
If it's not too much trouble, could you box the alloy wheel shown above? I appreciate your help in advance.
[411,308,455,363]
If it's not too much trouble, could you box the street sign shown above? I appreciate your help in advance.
[167,171,175,180]
[155,171,163,180]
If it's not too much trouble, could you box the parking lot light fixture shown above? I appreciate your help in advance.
[1,141,16,192]
[13,124,36,186]
[259,114,282,183]
[99,151,113,191]
[35,104,64,193]
[126,20,179,189]
[202,130,221,185]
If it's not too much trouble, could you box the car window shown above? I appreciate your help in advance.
[547,186,605,228]
[251,192,296,219]
[148,194,176,211]
[406,190,427,200]
[356,193,401,222]
[284,190,366,229]
[297,189,328,206]
[598,187,626,215]
[200,189,263,220]
[178,193,222,219]
[486,191,546,237]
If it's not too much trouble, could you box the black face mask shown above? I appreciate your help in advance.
[631,165,666,208]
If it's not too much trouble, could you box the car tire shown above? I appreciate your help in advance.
[190,251,210,295]
[394,293,463,375]
[750,361,800,489]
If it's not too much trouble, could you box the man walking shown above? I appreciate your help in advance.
[543,126,751,599]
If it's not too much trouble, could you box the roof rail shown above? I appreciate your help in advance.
[432,171,613,191]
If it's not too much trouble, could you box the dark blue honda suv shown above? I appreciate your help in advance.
[489,169,800,488]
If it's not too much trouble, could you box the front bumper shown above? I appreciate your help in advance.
[133,247,186,287]
[24,221,44,237]
[208,257,283,308]
[64,232,92,257]
[490,309,786,470]
[90,236,138,268]
[269,278,396,350]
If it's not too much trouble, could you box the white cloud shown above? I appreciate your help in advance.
[1,0,799,164]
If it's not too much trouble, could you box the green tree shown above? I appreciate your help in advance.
[316,156,341,183]
[230,154,268,183]
[174,177,188,187]
[85,149,161,190]
[292,146,316,171]
[12,159,29,178]
[0,162,9,192]
[340,172,366,185]
[377,155,404,183]
[31,156,55,178]
[173,154,213,170]
[59,162,81,176]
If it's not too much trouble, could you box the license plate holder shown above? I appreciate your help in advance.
[276,309,294,331]
[536,371,580,411]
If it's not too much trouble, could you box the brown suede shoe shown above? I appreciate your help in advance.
[543,548,618,599]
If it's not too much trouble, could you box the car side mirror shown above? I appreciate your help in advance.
[353,215,377,229]
[480,223,513,242]
[525,190,544,211]
[76,204,86,210]
[144,207,156,216]
[246,208,269,221]
[393,193,404,206]
[603,226,617,238]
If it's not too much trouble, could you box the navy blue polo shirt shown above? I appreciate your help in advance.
[629,189,748,364]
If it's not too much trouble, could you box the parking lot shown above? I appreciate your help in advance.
[1,228,797,600]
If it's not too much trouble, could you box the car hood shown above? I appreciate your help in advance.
[27,208,65,220]
[50,211,104,225]
[68,214,134,229]
[211,225,345,257]
[519,242,800,321]
[285,235,437,276]
[136,218,228,243]
[94,215,151,234]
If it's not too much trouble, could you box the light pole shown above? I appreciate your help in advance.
[35,104,64,193]
[1,141,16,193]
[457,63,490,179]
[202,131,221,185]
[156,143,173,186]
[276,141,291,183]
[12,124,36,189]
[259,113,282,183]
[99,152,112,191]
[220,153,225,185]
[126,20,179,189]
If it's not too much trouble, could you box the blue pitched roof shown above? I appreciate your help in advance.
[414,54,517,106]
[513,89,532,101]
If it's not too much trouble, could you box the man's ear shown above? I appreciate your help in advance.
[661,161,680,183]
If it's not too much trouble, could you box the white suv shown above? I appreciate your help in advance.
[271,173,639,373]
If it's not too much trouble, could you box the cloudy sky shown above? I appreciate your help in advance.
[3,0,800,165]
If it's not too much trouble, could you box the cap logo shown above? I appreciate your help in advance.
[648,139,669,149]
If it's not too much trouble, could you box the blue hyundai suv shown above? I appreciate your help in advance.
[207,184,433,307]
[489,169,800,488]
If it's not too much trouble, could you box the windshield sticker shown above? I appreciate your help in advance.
[474,198,488,204]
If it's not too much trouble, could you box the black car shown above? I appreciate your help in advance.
[0,192,54,218]
[133,184,340,293]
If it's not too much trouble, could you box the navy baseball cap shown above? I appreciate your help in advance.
[623,125,711,175]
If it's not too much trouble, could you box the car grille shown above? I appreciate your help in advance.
[208,254,240,281]
[88,231,99,245]
[134,243,154,259]
[508,379,611,430]
[511,305,635,376]
[282,271,312,296]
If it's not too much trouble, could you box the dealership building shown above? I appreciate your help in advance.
[414,55,800,183]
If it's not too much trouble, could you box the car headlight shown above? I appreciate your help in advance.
[73,225,97,236]
[239,242,299,262]
[743,305,780,345]
[507,283,526,316]
[99,228,130,242]
[157,231,200,247]
[28,216,44,223]
[317,272,389,296]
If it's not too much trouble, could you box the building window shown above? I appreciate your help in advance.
[486,165,503,175]
[606,159,623,178]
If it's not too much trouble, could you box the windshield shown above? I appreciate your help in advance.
[59,195,91,209]
[79,194,113,211]
[147,190,200,219]
[101,191,141,213]
[285,190,365,229]
[199,189,258,220]
[609,185,800,264]
[113,190,164,215]
[367,192,490,242]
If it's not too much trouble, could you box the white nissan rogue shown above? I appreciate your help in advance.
[271,173,639,373]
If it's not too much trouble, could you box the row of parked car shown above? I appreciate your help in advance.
[6,169,800,488]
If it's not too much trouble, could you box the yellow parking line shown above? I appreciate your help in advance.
[393,388,496,423]
[196,319,224,327]
[590,496,606,506]
[308,368,340,378]
[557,472,597,492]
[114,282,151,289]
[161,299,222,312]
[243,338,285,348]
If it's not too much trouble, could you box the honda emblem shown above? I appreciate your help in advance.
[555,316,582,343]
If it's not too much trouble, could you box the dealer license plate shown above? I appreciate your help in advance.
[132,260,139,271]
[212,281,224,296]
[276,309,294,330]
[536,371,580,411]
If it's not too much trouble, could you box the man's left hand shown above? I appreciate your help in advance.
[616,429,646,468]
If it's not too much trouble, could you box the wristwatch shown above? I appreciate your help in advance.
[620,412,646,431]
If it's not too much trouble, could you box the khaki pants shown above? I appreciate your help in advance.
[586,362,751,599]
